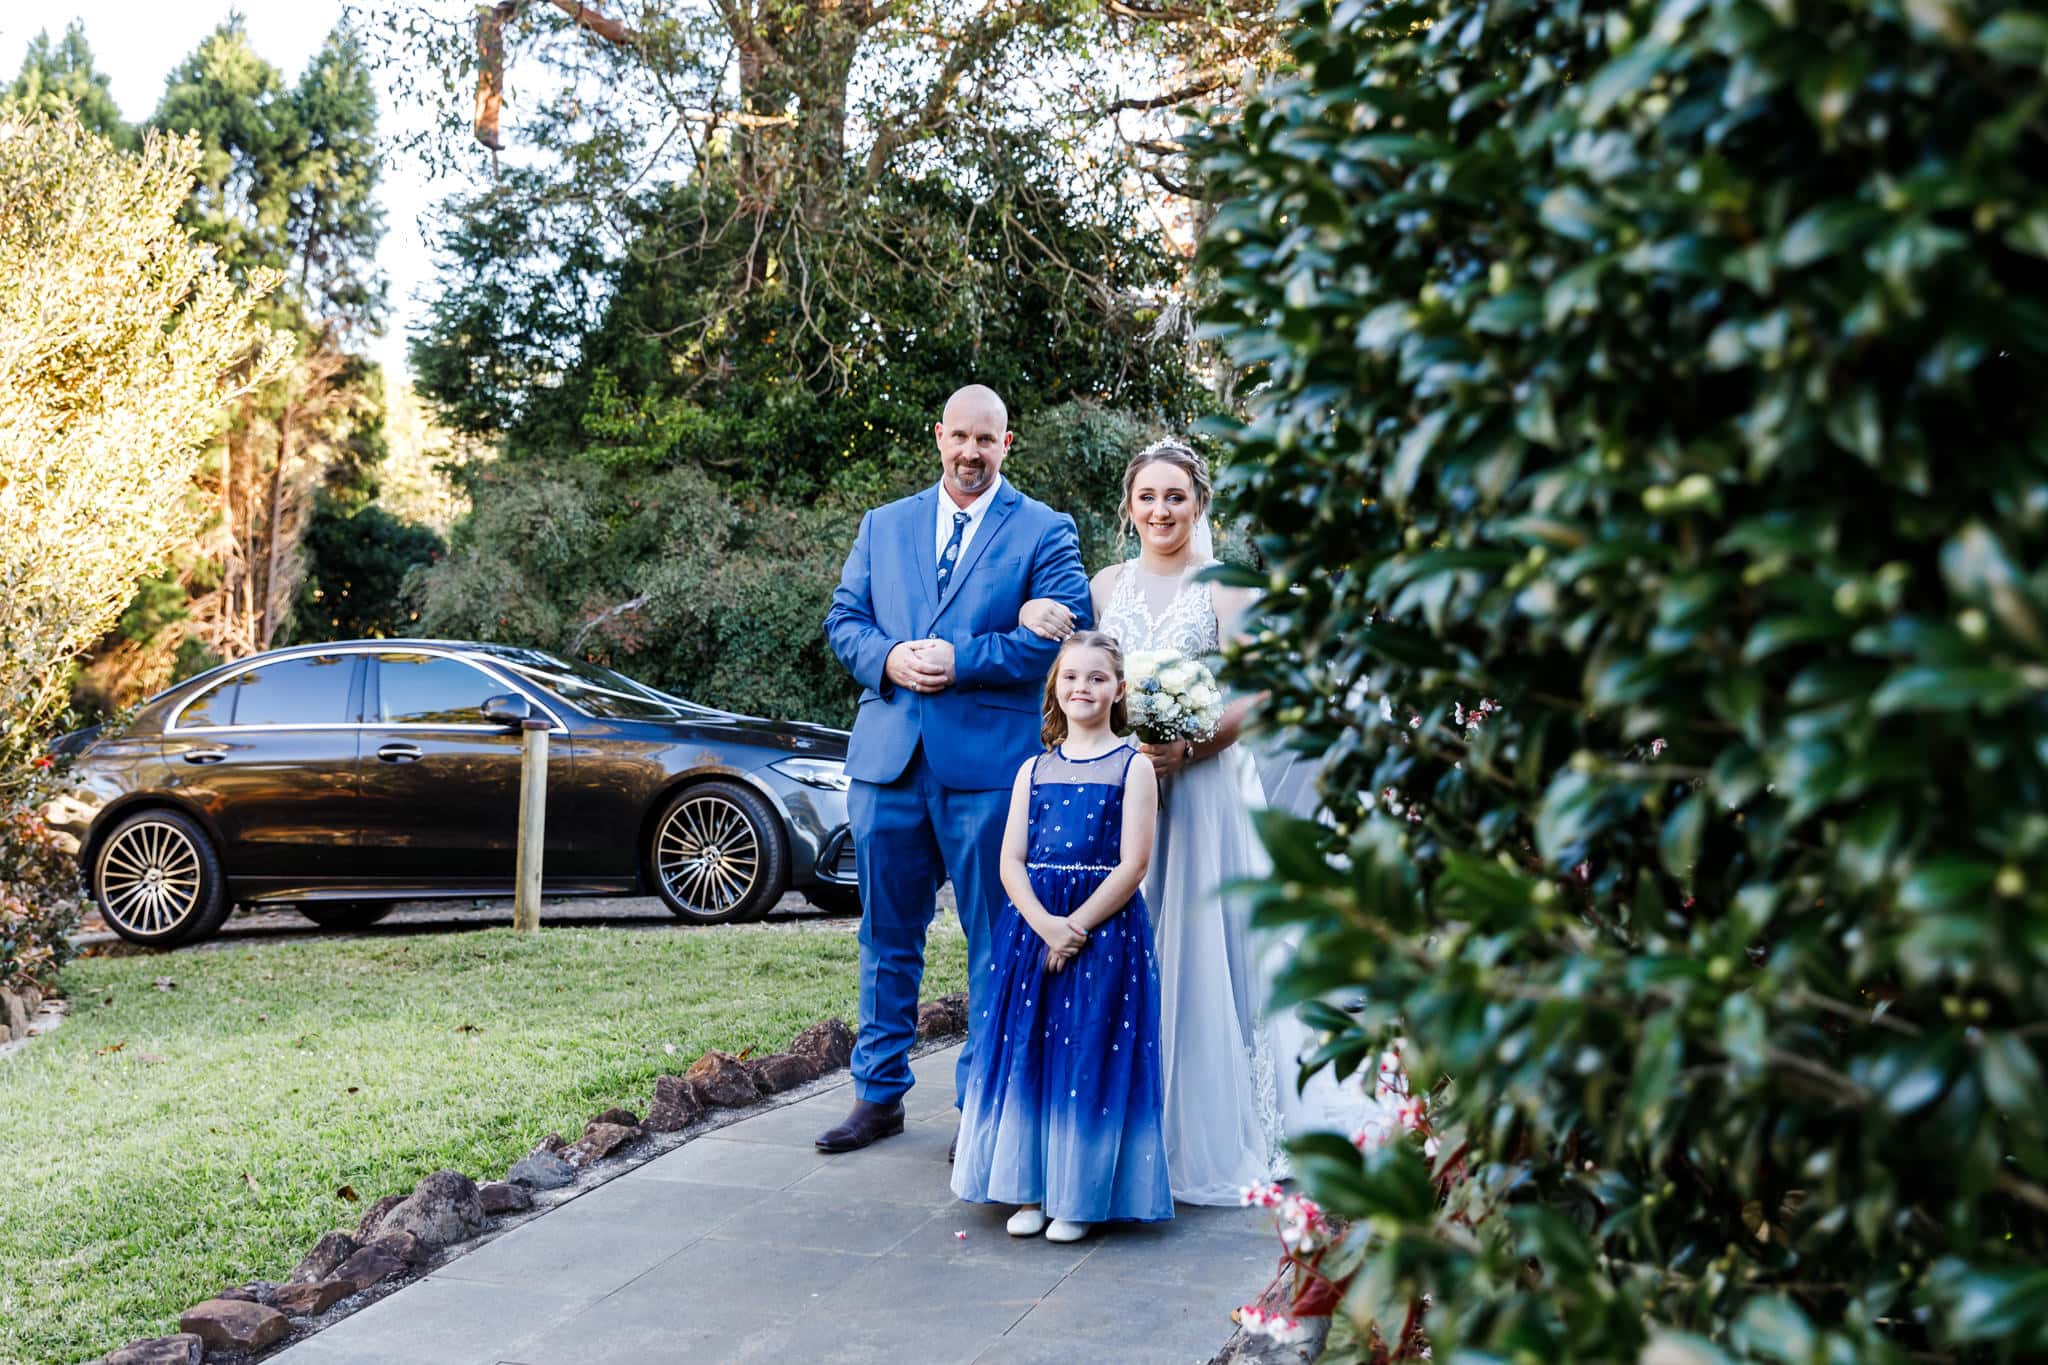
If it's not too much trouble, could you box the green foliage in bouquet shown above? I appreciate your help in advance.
[1193,0,2048,1359]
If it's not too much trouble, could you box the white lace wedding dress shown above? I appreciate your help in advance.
[1100,561,1373,1203]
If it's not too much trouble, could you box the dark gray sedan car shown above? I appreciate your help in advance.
[41,641,857,946]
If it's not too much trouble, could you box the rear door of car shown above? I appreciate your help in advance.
[353,650,574,882]
[158,652,365,878]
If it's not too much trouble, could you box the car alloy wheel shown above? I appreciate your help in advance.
[93,808,231,947]
[650,780,787,924]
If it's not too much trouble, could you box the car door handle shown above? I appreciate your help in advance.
[181,750,227,765]
[377,744,423,763]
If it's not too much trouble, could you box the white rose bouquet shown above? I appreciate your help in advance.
[1124,648,1225,746]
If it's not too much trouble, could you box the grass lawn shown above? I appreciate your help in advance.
[0,920,967,1365]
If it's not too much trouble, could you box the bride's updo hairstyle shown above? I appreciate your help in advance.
[1119,439,1213,548]
[1040,630,1131,749]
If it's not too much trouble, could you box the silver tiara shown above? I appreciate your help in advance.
[1136,437,1206,472]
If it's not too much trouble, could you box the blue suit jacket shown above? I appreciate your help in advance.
[825,481,1093,790]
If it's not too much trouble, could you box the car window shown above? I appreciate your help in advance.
[176,656,354,728]
[177,675,239,728]
[377,654,501,726]
[231,655,356,726]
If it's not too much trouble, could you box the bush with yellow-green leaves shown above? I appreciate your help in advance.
[0,105,288,796]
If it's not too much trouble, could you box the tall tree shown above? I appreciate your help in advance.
[367,0,1282,377]
[5,22,133,149]
[140,21,391,671]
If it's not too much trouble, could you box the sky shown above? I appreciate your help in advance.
[7,1,463,376]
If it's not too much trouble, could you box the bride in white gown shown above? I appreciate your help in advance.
[1021,440,1369,1204]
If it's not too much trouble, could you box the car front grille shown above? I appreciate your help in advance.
[830,840,857,882]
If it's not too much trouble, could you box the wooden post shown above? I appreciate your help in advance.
[512,717,550,932]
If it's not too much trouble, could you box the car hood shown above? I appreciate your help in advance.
[639,711,849,760]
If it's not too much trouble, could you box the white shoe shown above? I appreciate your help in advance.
[1007,1207,1048,1237]
[1045,1218,1092,1243]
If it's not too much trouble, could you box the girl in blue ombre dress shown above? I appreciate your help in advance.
[951,631,1172,1242]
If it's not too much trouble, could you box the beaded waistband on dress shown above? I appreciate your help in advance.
[1027,861,1116,872]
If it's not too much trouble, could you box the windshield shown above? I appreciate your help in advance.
[486,648,718,721]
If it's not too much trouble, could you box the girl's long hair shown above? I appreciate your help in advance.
[1040,631,1130,749]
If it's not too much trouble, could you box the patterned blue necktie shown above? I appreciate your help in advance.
[936,510,970,594]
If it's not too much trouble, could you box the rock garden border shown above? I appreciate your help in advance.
[88,994,971,1365]
[84,985,1313,1365]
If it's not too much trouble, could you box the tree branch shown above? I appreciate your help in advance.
[570,593,650,651]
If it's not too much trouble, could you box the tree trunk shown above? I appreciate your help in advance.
[259,402,296,650]
[731,0,863,286]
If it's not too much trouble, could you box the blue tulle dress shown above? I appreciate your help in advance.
[951,742,1172,1224]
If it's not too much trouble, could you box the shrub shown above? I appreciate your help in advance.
[0,107,287,793]
[1,778,83,993]
[1195,0,2048,1360]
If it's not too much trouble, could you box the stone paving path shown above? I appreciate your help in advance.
[269,1044,1273,1365]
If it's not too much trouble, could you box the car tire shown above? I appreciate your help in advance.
[648,780,788,925]
[92,807,232,948]
[296,902,398,931]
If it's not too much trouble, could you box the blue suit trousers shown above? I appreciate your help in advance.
[849,742,1007,1107]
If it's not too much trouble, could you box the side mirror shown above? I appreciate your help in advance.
[482,694,532,729]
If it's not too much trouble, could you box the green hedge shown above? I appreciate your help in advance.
[1195,0,2048,1359]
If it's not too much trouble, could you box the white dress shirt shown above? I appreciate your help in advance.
[934,473,1005,574]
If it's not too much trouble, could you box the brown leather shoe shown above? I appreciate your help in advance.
[814,1099,905,1153]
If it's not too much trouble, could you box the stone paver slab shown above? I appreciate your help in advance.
[791,1149,962,1207]
[890,1204,1097,1276]
[699,1186,938,1255]
[595,1239,875,1318]
[433,1210,685,1299]
[550,1172,769,1228]
[268,1278,591,1365]
[625,1135,833,1188]
[971,1333,1213,1365]
[1009,1266,1242,1359]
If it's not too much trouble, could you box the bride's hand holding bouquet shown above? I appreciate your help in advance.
[1125,649,1223,780]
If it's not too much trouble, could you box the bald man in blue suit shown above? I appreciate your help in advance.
[817,385,1094,1154]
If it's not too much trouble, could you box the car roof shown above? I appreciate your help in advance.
[146,640,556,701]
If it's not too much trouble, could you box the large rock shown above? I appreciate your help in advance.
[588,1106,640,1129]
[686,1050,759,1108]
[534,1132,567,1155]
[565,1121,642,1166]
[372,1169,484,1247]
[178,1299,289,1353]
[354,1194,404,1240]
[479,1181,534,1214]
[916,993,969,1040]
[1,988,27,1043]
[329,1243,404,1294]
[507,1151,576,1189]
[288,1230,358,1284]
[643,1074,704,1132]
[102,1335,204,1365]
[748,1051,821,1094]
[789,1018,855,1072]
[272,1277,353,1316]
[367,1228,424,1266]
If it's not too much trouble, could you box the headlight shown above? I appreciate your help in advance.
[770,757,851,792]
